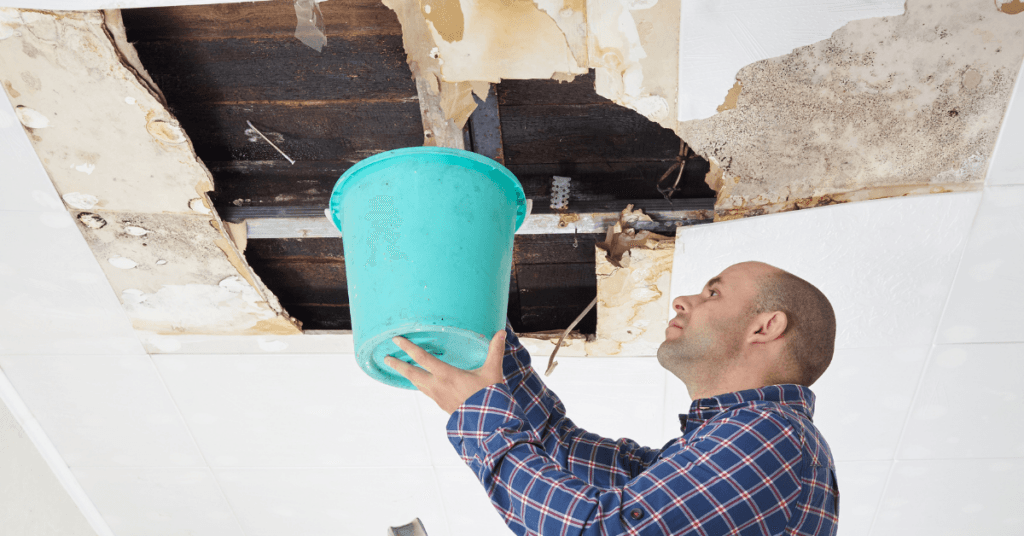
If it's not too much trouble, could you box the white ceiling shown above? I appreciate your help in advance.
[3,4,1024,536]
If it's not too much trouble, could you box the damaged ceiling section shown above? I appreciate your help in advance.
[0,9,301,336]
[382,0,680,134]
[678,0,1024,220]
[391,0,1023,220]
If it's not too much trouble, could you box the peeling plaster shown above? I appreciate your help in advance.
[0,8,299,336]
[588,205,675,356]
[676,0,1024,220]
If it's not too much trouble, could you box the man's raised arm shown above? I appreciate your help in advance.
[494,318,665,488]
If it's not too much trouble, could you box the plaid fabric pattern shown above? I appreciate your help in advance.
[446,319,840,535]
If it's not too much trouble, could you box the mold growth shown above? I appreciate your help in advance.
[675,0,1024,218]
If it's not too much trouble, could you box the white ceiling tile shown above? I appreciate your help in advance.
[872,459,1024,536]
[540,356,667,451]
[896,343,1024,460]
[935,186,1024,343]
[435,465,513,536]
[986,57,1024,186]
[214,467,448,536]
[662,368,692,440]
[672,192,982,350]
[71,466,243,536]
[152,353,431,467]
[0,211,144,355]
[833,460,890,536]
[0,355,204,467]
[0,92,64,212]
[416,393,467,468]
[813,347,928,461]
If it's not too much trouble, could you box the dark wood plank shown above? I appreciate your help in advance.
[509,160,716,202]
[131,35,416,104]
[513,234,604,265]
[245,238,345,260]
[169,101,423,164]
[518,304,598,335]
[247,259,349,303]
[121,0,402,40]
[516,263,596,307]
[282,304,351,330]
[500,104,681,165]
[208,160,354,207]
[496,71,606,106]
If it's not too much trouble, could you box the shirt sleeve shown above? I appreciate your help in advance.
[446,384,805,536]
[497,319,663,488]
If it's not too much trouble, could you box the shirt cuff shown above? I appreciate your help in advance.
[445,383,535,466]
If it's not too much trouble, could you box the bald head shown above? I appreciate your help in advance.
[659,261,836,398]
[745,262,836,386]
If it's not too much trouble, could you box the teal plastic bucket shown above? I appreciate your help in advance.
[328,147,527,389]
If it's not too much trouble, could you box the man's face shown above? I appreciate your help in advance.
[657,262,766,374]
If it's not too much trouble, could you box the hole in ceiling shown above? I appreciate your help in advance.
[121,2,714,333]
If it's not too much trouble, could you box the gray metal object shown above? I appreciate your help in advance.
[468,85,504,164]
[218,198,716,239]
[387,518,428,536]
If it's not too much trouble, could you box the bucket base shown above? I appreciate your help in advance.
[357,322,493,390]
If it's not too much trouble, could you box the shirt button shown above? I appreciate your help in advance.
[629,508,644,520]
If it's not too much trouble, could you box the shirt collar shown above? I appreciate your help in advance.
[678,384,815,433]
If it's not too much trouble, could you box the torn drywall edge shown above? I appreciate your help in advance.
[0,9,210,213]
[416,0,588,83]
[587,0,672,125]
[2,9,301,335]
[678,0,1024,218]
[676,0,906,122]
[588,238,674,357]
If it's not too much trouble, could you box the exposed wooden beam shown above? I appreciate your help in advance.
[468,85,505,164]
[219,199,715,238]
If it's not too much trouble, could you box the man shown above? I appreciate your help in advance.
[386,260,840,535]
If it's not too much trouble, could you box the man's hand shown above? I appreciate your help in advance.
[385,329,506,415]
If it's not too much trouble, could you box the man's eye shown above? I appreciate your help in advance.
[708,289,718,297]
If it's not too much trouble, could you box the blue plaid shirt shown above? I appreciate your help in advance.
[446,320,840,535]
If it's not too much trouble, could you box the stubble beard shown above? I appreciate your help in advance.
[658,321,744,388]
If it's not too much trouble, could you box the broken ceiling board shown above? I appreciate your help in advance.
[676,0,1024,221]
[381,0,484,137]
[418,0,588,83]
[587,238,673,357]
[0,8,300,336]
[676,0,906,122]
[119,0,402,40]
[72,210,296,335]
[0,10,211,215]
[586,0,675,129]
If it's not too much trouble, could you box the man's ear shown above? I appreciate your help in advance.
[750,311,787,343]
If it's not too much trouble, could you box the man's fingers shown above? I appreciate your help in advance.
[392,336,448,375]
[384,355,431,386]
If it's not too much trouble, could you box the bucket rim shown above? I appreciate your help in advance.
[357,322,493,390]
[327,146,527,234]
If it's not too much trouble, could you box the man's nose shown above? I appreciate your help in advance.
[672,295,692,313]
